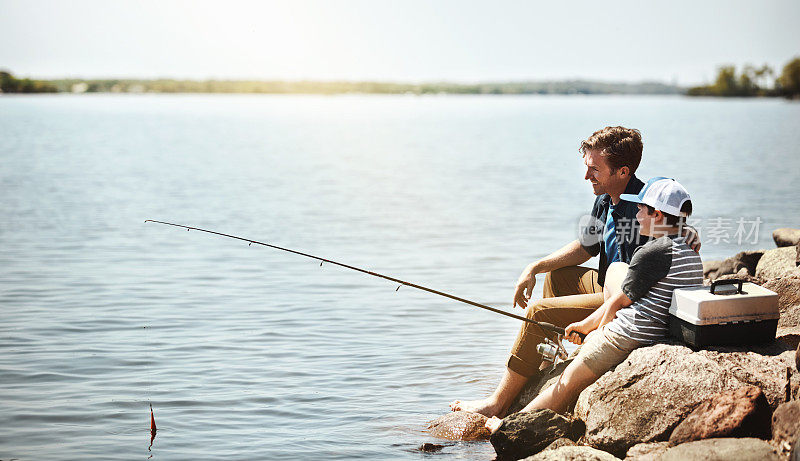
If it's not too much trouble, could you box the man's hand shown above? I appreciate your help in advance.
[682,224,701,253]
[513,263,537,309]
[565,321,593,345]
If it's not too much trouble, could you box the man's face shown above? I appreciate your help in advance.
[584,149,621,196]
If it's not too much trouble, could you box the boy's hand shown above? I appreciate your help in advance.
[565,321,592,345]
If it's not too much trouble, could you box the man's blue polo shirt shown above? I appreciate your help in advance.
[580,175,648,287]
[604,203,620,265]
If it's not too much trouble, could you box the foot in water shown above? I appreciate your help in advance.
[485,416,503,433]
[448,398,503,417]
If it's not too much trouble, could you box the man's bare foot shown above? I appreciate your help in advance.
[449,399,503,417]
[485,416,503,433]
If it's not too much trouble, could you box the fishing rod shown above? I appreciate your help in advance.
[145,219,573,336]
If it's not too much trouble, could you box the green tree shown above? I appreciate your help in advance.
[778,56,800,98]
[713,65,739,96]
[1,70,20,92]
[738,65,758,96]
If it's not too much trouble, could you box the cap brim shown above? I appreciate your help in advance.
[620,193,645,204]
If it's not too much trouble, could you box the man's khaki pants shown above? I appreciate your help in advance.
[507,266,604,377]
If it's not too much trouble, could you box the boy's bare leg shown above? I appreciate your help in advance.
[485,360,599,432]
[451,266,602,417]
[449,367,528,417]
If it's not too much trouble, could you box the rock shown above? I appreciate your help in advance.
[776,326,800,348]
[794,241,800,269]
[667,385,771,445]
[763,275,800,313]
[699,344,799,410]
[541,437,577,452]
[523,446,621,460]
[660,438,780,460]
[574,344,743,456]
[774,228,800,248]
[713,271,762,284]
[418,442,445,452]
[781,303,800,329]
[705,251,764,280]
[703,260,723,278]
[623,442,669,461]
[490,409,584,460]
[573,343,799,456]
[797,343,799,372]
[426,411,490,441]
[757,247,800,280]
[772,400,800,456]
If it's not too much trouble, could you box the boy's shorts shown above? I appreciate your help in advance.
[574,325,642,376]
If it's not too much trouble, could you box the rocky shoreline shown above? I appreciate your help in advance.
[426,228,800,460]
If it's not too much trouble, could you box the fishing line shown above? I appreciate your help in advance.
[145,219,570,336]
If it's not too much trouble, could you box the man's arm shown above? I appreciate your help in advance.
[513,240,593,309]
[681,224,701,253]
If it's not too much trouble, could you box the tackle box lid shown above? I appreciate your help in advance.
[669,279,779,326]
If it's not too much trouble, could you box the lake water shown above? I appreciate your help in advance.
[1,94,799,460]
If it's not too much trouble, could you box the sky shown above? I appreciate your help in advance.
[1,0,798,85]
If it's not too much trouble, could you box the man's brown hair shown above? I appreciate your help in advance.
[580,126,643,175]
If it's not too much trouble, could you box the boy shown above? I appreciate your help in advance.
[486,177,703,432]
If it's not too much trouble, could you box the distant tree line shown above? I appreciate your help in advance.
[3,58,799,97]
[0,70,682,95]
[688,56,800,99]
[45,78,684,95]
[0,71,57,93]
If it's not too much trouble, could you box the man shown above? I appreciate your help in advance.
[450,126,700,417]
[485,178,702,432]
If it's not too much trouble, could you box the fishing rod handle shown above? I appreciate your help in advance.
[538,321,587,341]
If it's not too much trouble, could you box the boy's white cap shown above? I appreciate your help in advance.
[620,177,691,217]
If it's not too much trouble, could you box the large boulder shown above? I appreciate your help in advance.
[772,400,800,457]
[659,438,780,460]
[490,409,584,460]
[667,385,771,445]
[757,247,800,280]
[774,228,800,248]
[780,303,800,329]
[523,446,621,460]
[763,275,800,313]
[426,411,490,441]
[623,442,669,461]
[704,251,764,280]
[574,344,742,456]
[574,342,798,456]
[698,343,799,410]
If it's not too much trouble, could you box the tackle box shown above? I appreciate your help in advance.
[669,279,779,347]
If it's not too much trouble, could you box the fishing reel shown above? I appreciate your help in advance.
[536,334,569,365]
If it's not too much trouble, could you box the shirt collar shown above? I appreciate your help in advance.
[601,174,643,214]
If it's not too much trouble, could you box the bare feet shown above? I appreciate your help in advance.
[449,398,503,417]
[485,416,503,433]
